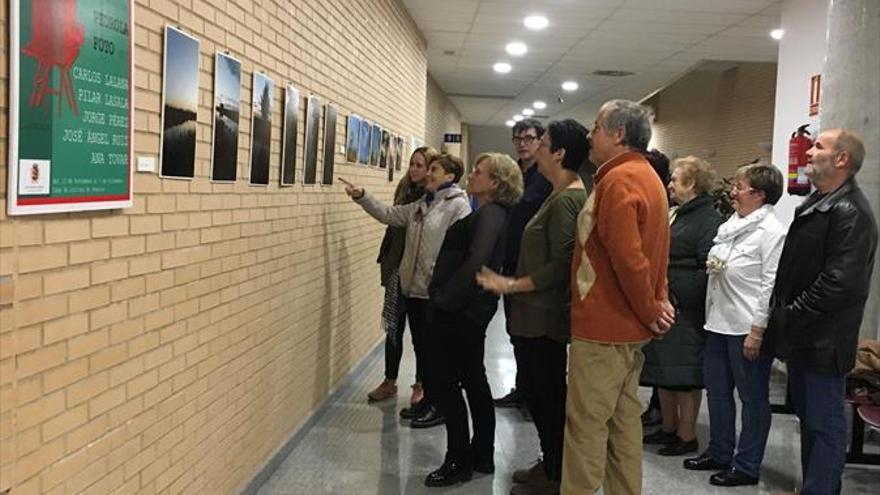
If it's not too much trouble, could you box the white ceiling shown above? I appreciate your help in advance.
[402,0,782,125]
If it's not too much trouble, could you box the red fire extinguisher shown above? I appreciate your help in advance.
[788,124,812,196]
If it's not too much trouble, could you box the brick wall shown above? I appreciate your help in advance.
[645,62,778,179]
[424,75,464,159]
[0,1,456,493]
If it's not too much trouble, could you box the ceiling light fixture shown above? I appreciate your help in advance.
[770,28,784,40]
[524,14,549,31]
[505,120,516,127]
[513,114,524,122]
[532,100,547,110]
[522,108,535,116]
[561,81,579,91]
[493,62,512,74]
[506,41,528,56]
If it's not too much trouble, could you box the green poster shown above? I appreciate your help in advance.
[8,0,133,215]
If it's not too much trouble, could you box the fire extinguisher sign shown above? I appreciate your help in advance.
[809,74,821,117]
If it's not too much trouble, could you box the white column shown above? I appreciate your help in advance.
[820,0,880,338]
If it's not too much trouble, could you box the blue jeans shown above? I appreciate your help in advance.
[703,332,772,478]
[788,360,847,495]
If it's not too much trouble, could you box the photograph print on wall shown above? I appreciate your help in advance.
[160,26,200,179]
[280,84,300,186]
[357,119,371,165]
[345,114,360,163]
[249,72,273,186]
[302,95,321,184]
[379,129,390,169]
[395,135,405,171]
[210,52,241,182]
[369,123,381,166]
[322,104,338,185]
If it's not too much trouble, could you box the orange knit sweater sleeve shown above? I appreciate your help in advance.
[596,178,662,326]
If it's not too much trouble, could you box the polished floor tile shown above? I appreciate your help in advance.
[257,309,880,494]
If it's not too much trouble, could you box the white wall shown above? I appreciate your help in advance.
[770,0,830,224]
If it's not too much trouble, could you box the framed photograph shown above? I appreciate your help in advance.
[321,104,337,185]
[357,119,371,165]
[210,52,241,182]
[249,72,273,186]
[280,84,300,186]
[386,133,396,182]
[369,123,381,166]
[7,0,134,215]
[345,114,360,163]
[302,95,321,184]
[379,129,390,169]
[396,135,405,171]
[160,26,200,179]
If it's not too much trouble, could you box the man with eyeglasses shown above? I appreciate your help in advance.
[494,119,553,410]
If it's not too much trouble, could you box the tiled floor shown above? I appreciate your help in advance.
[256,309,880,494]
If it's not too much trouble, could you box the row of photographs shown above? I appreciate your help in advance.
[159,25,404,186]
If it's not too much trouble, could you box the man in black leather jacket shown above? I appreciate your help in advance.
[765,128,877,495]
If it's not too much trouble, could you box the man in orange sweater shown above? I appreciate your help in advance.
[562,100,674,495]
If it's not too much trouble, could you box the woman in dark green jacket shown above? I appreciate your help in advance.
[641,156,723,456]
[476,119,589,491]
[366,147,433,403]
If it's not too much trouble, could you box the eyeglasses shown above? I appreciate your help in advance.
[731,183,756,194]
[512,135,538,145]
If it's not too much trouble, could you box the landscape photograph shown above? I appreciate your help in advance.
[160,26,200,179]
[249,72,274,186]
[211,52,241,182]
[281,85,300,186]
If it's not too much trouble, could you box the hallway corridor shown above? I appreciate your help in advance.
[254,311,879,495]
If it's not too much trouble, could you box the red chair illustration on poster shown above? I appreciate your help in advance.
[22,0,84,116]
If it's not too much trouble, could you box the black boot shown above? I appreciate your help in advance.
[411,405,446,428]
[424,459,472,487]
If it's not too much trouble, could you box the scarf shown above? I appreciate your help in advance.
[706,204,772,273]
[425,181,454,205]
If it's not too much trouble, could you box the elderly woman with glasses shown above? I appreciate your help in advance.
[684,163,786,488]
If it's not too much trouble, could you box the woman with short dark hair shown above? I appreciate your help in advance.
[684,163,786,487]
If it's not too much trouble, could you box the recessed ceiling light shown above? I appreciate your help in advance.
[770,28,784,40]
[533,100,547,110]
[505,120,515,127]
[493,62,512,74]
[561,81,579,91]
[506,42,528,56]
[524,14,548,31]
[522,108,535,116]
[513,114,524,122]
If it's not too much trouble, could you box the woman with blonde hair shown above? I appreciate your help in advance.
[641,156,723,456]
[367,146,434,404]
[423,152,523,487]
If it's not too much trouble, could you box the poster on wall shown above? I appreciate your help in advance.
[8,0,135,215]
[369,124,382,166]
[396,136,405,171]
[386,133,396,182]
[249,72,273,186]
[302,95,321,184]
[160,26,200,179]
[321,104,337,185]
[357,119,371,165]
[280,84,300,186]
[210,52,241,182]
[379,129,390,169]
[345,114,360,163]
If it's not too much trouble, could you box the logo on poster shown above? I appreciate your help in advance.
[18,159,51,195]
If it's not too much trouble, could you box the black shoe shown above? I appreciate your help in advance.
[424,460,472,487]
[641,407,662,427]
[684,453,729,471]
[400,399,428,420]
[709,467,758,487]
[411,405,446,428]
[658,437,699,456]
[643,429,678,445]
[493,388,523,408]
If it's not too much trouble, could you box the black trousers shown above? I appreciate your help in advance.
[503,296,526,393]
[405,298,431,400]
[383,303,412,381]
[429,310,496,464]
[519,336,568,480]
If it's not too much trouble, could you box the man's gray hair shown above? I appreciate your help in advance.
[832,129,866,173]
[598,99,654,151]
